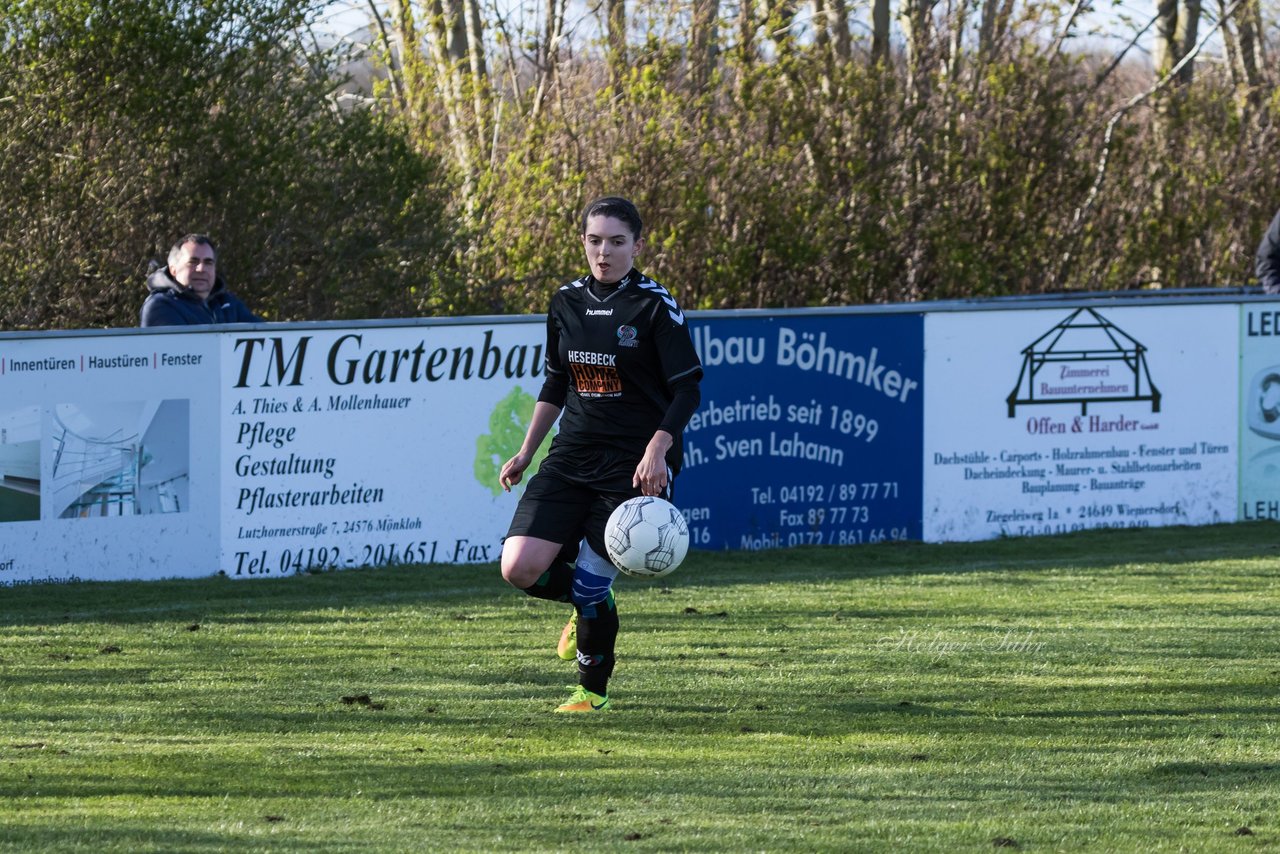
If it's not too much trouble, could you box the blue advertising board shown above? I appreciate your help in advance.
[678,312,924,551]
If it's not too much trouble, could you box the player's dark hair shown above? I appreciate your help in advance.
[580,197,643,240]
[168,233,216,267]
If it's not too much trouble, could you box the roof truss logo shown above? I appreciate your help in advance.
[1007,308,1161,417]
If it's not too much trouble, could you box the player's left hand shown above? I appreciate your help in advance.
[633,431,674,496]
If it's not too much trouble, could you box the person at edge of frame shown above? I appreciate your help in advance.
[140,233,262,326]
[1255,208,1280,295]
[497,196,704,713]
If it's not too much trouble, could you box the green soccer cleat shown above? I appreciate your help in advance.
[554,685,610,713]
[556,612,578,661]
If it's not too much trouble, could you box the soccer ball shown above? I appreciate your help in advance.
[604,496,690,578]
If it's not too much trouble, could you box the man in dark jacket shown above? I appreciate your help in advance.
[1255,210,1280,295]
[140,234,262,326]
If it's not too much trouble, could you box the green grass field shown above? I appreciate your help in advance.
[2,523,1277,852]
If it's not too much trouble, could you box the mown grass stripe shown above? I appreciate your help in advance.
[1,522,1277,852]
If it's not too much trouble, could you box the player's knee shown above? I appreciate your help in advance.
[500,546,547,588]
[500,558,537,589]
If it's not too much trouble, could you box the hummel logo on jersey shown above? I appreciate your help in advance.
[586,308,614,316]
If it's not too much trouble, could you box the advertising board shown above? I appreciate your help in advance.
[0,295,1267,587]
[0,332,220,584]
[679,312,924,550]
[1238,305,1280,521]
[220,322,548,577]
[923,304,1238,541]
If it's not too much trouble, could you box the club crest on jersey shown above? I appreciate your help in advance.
[617,325,640,348]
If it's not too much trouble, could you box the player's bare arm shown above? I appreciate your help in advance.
[500,401,563,492]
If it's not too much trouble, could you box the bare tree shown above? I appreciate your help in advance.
[736,0,758,80]
[1221,0,1264,104]
[811,0,850,61]
[463,0,491,155]
[689,0,720,91]
[607,0,628,89]
[530,0,567,117]
[978,0,1016,60]
[871,0,890,65]
[899,0,937,101]
[1174,0,1201,87]
[423,0,476,186]
[1153,0,1200,83]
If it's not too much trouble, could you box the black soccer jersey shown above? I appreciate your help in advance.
[542,269,702,473]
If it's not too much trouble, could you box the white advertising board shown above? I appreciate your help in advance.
[0,320,548,586]
[1238,305,1280,520]
[218,322,546,578]
[0,297,1266,587]
[923,304,1239,541]
[0,332,221,585]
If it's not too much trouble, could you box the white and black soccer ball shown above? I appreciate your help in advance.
[604,496,691,578]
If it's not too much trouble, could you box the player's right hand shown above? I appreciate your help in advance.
[500,453,530,492]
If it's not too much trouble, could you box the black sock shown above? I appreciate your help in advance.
[520,560,574,603]
[575,592,618,696]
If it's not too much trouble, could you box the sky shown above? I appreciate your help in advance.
[311,0,1195,73]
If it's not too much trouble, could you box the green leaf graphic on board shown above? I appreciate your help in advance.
[475,387,554,496]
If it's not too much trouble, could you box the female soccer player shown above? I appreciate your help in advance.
[499,197,703,712]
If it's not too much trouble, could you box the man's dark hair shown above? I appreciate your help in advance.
[168,233,216,268]
[580,197,643,240]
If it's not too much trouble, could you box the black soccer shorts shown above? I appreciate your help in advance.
[505,446,671,559]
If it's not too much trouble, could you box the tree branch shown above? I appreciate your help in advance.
[1057,0,1243,286]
